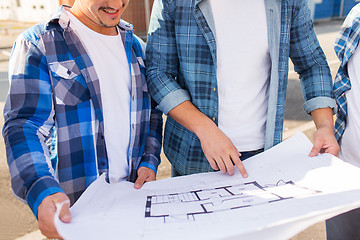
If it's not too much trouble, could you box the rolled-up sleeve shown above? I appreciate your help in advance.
[289,1,336,114]
[146,0,191,115]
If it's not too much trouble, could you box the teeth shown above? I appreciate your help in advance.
[104,9,117,14]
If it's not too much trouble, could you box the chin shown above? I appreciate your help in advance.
[105,19,121,27]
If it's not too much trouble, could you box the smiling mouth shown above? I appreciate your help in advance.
[101,8,119,14]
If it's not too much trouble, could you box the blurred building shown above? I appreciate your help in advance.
[312,0,360,20]
[122,0,154,37]
[308,0,323,20]
[0,0,58,23]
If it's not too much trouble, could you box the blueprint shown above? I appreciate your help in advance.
[54,132,360,240]
[145,180,320,224]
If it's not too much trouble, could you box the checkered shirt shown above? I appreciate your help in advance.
[334,3,360,140]
[146,0,334,175]
[2,6,162,217]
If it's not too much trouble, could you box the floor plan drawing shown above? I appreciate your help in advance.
[54,133,360,240]
[144,180,321,223]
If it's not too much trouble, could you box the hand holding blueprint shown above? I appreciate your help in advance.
[55,132,360,240]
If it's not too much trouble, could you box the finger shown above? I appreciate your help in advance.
[309,139,323,157]
[58,200,71,223]
[222,155,235,176]
[326,145,340,156]
[207,157,219,171]
[134,172,148,189]
[324,144,339,156]
[231,152,248,178]
[214,157,226,174]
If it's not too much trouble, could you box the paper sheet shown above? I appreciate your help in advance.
[55,132,360,240]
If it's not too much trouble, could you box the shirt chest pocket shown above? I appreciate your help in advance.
[49,60,91,106]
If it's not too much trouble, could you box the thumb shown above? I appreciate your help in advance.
[58,200,71,223]
[309,140,323,157]
[134,173,147,189]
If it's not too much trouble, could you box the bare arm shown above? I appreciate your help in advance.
[168,101,248,177]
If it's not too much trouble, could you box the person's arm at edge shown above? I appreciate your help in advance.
[2,32,69,238]
[288,1,339,156]
[132,35,163,189]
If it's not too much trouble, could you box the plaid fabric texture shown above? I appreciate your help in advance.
[3,6,162,217]
[334,4,360,140]
[146,0,334,175]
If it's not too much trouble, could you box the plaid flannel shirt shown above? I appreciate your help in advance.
[334,4,360,140]
[3,6,162,217]
[146,0,335,175]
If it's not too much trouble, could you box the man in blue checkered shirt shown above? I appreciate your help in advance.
[146,0,340,178]
[326,3,360,240]
[2,0,162,238]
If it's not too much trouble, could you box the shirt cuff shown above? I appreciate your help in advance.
[303,97,337,114]
[158,89,191,115]
[139,156,159,174]
[26,176,64,218]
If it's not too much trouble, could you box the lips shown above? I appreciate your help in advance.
[103,8,118,14]
[99,7,119,17]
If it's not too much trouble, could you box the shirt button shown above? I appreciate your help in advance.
[213,87,216,92]
[212,117,216,122]
[132,123,135,129]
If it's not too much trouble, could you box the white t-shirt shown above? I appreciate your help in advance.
[339,44,360,168]
[209,0,271,151]
[67,11,131,182]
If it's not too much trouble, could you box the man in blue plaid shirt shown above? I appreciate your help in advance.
[327,3,360,239]
[2,0,162,238]
[146,0,340,178]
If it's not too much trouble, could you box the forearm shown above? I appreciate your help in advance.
[311,108,335,131]
[168,101,248,177]
[168,100,216,140]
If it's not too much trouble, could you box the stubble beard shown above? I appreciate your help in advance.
[99,19,119,28]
